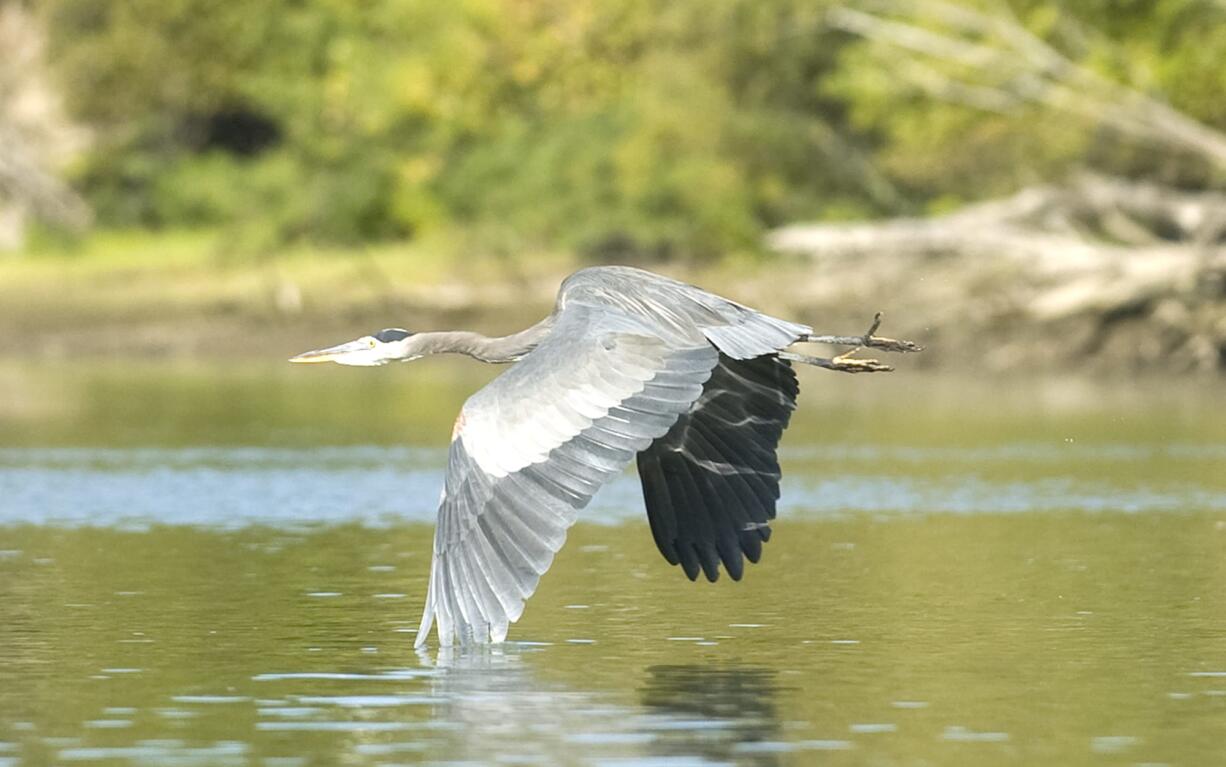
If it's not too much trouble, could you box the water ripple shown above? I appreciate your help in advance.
[0,444,1222,528]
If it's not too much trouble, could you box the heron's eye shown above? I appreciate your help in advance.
[368,339,377,349]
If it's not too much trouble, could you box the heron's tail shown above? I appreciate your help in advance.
[702,312,810,360]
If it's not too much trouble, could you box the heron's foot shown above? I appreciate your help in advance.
[857,313,924,353]
[831,348,894,373]
[779,350,893,374]
[800,312,924,353]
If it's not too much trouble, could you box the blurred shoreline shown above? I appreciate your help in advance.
[3,228,1222,375]
[4,3,1224,376]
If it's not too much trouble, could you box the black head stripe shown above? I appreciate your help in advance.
[374,328,412,343]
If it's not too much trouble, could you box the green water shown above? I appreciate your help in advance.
[2,361,1225,766]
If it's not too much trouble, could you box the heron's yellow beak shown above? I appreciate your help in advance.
[289,338,373,364]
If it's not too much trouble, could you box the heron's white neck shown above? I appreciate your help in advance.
[405,317,554,364]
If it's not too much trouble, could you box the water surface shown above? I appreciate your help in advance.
[1,362,1224,765]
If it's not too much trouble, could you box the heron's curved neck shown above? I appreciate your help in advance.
[412,317,553,364]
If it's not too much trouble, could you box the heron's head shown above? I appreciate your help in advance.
[289,328,418,366]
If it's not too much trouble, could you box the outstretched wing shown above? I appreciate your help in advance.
[417,303,719,646]
[636,354,798,582]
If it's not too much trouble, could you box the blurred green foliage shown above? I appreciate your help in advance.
[827,0,1226,205]
[34,0,1226,258]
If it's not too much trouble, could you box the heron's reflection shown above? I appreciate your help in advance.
[418,644,640,764]
[638,664,784,766]
[416,648,784,766]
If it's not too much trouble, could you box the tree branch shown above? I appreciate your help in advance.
[829,1,1226,170]
[770,175,1226,263]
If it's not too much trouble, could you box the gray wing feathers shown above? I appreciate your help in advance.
[560,266,810,360]
[417,267,807,647]
[700,315,808,360]
[418,313,718,646]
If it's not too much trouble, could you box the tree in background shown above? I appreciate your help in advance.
[0,1,89,251]
[31,0,1226,259]
[37,0,894,258]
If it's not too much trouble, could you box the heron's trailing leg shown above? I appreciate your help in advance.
[800,312,924,353]
[783,313,923,374]
[780,350,894,373]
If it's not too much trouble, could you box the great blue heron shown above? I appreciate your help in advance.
[290,266,920,646]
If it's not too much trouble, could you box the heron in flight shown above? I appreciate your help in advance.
[291,266,919,646]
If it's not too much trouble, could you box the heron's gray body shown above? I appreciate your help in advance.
[291,266,919,646]
[418,266,810,646]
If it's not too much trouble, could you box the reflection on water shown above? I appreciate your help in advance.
[640,665,792,765]
[421,647,650,765]
[4,518,1226,765]
[1,362,1225,765]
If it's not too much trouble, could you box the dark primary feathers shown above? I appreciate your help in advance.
[637,354,798,583]
[416,266,811,646]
